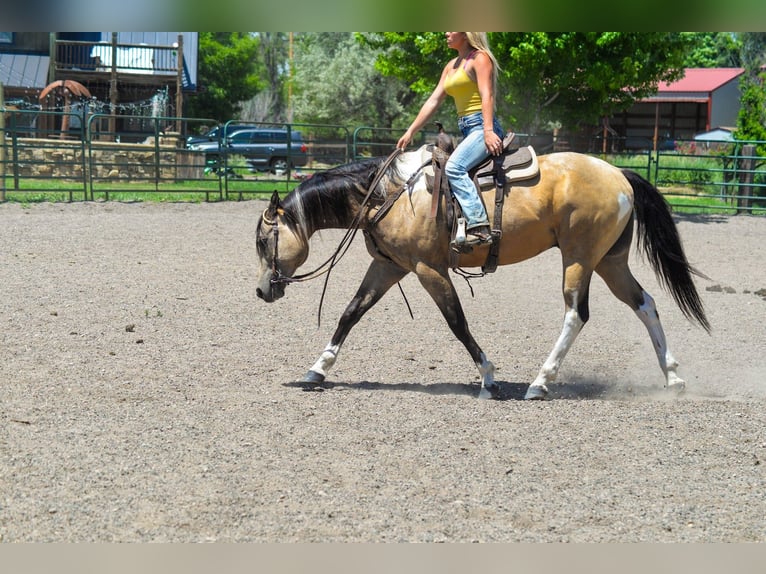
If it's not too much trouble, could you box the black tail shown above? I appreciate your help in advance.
[622,169,711,332]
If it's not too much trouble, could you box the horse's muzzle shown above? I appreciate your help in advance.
[256,281,285,303]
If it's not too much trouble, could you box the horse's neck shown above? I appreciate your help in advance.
[282,156,386,237]
[284,187,363,238]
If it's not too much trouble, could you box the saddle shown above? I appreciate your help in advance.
[427,134,539,273]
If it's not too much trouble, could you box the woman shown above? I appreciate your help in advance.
[397,32,504,247]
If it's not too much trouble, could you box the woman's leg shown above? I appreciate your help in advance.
[445,128,490,230]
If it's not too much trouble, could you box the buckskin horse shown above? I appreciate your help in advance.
[255,146,709,400]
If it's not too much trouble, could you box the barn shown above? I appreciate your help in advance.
[608,67,745,150]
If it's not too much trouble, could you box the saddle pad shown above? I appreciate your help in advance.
[476,145,539,190]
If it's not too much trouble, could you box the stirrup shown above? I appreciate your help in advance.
[464,228,493,246]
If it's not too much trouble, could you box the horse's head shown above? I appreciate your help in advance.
[255,191,309,302]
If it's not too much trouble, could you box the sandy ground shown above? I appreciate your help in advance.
[0,200,764,542]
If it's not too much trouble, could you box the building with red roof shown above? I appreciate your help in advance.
[607,68,745,150]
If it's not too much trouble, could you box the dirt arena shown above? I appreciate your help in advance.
[1,200,764,542]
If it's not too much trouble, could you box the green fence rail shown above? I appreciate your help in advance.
[2,108,765,214]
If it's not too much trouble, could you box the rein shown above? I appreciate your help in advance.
[265,148,405,324]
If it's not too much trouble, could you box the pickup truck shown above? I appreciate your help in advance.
[188,127,308,175]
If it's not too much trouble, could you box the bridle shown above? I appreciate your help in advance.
[261,149,409,322]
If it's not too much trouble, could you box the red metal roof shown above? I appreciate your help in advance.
[658,68,745,93]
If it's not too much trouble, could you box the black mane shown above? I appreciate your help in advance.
[280,156,388,236]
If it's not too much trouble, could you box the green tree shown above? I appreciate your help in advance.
[735,33,766,151]
[739,32,766,72]
[186,32,264,123]
[493,33,691,133]
[364,32,690,135]
[291,33,409,128]
[239,32,290,123]
[357,32,456,128]
[683,32,741,68]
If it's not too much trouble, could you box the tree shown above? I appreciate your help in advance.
[735,33,766,151]
[291,33,409,128]
[739,32,766,72]
[185,32,264,123]
[358,32,458,128]
[682,32,741,68]
[239,32,290,123]
[365,32,691,135]
[493,33,691,133]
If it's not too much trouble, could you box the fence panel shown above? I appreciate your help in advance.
[2,108,766,213]
[653,139,766,214]
[1,109,88,201]
[86,113,222,201]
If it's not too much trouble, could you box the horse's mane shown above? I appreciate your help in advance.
[280,155,406,237]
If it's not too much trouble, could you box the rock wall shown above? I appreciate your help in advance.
[3,138,203,181]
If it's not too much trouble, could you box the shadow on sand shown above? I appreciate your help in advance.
[280,378,660,401]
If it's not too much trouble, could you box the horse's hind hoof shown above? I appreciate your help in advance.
[524,384,549,400]
[667,380,686,395]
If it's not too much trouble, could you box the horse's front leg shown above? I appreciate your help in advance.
[299,258,408,385]
[415,264,498,399]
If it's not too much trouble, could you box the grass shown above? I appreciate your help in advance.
[1,173,299,203]
[2,152,764,214]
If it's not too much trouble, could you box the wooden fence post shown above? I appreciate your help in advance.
[737,144,754,215]
[175,34,184,134]
[1,80,5,201]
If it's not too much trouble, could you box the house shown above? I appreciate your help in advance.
[1,32,198,140]
[608,68,745,150]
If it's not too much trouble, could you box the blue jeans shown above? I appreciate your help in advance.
[445,112,504,229]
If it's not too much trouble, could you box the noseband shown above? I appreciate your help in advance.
[261,208,289,287]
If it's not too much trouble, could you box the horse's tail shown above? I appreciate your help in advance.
[622,169,711,332]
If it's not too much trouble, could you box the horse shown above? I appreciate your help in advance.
[255,146,710,400]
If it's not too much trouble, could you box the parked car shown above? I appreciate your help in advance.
[189,127,309,175]
[185,123,252,147]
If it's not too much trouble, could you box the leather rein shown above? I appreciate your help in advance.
[264,148,411,322]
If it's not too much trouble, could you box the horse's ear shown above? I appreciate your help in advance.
[265,190,281,219]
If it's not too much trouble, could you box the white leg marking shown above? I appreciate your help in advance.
[525,306,585,399]
[309,343,340,378]
[634,292,685,390]
[477,353,497,399]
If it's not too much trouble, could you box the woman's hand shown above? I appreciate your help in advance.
[397,132,413,151]
[485,130,502,156]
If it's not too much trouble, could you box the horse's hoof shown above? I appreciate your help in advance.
[524,384,548,400]
[299,370,325,385]
[478,385,501,400]
[667,380,686,394]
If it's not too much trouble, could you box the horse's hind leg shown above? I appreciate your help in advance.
[525,261,593,400]
[595,255,685,392]
[300,258,407,385]
[415,265,498,399]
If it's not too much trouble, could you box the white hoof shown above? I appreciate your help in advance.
[667,379,686,394]
[524,384,549,400]
[478,387,494,400]
[478,384,500,400]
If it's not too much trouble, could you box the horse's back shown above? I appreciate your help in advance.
[538,152,633,208]
[486,152,634,267]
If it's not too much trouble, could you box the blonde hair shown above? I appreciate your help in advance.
[465,32,499,96]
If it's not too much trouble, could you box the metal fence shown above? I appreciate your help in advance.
[576,136,766,215]
[2,108,765,214]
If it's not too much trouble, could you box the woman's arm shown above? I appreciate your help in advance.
[472,52,502,156]
[397,62,451,150]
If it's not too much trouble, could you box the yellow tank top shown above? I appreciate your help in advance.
[444,66,483,117]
